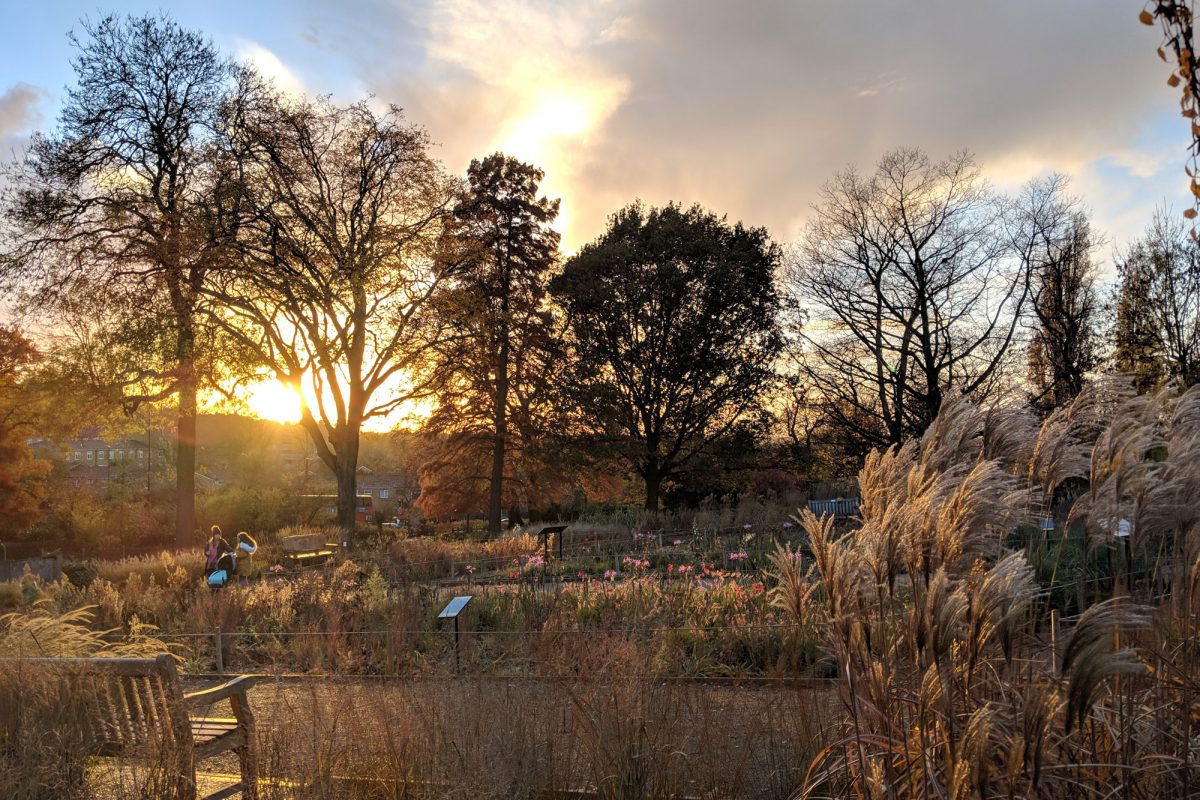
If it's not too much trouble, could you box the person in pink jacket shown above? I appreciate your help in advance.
[204,525,230,576]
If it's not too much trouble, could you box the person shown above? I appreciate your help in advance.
[204,526,231,576]
[235,531,259,585]
[208,548,236,589]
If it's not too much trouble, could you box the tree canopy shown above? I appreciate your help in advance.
[208,94,459,533]
[0,13,241,544]
[551,203,783,510]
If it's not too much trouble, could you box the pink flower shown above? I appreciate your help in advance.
[781,521,794,529]
[673,539,683,546]
[743,523,753,530]
[677,565,694,575]
[728,551,749,561]
[603,569,618,581]
[269,564,284,573]
[465,564,476,574]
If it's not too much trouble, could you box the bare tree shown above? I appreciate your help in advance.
[1018,175,1102,413]
[790,148,1033,449]
[209,95,459,535]
[0,14,239,545]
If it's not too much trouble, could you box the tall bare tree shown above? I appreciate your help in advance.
[790,148,1034,449]
[210,96,458,535]
[1018,175,1102,413]
[0,14,239,545]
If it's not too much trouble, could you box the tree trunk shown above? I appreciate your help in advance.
[334,434,360,544]
[643,464,661,512]
[174,334,197,548]
[488,333,510,536]
[488,254,513,537]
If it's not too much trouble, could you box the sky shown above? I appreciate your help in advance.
[0,0,1193,265]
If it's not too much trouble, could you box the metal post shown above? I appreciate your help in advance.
[215,627,224,675]
[453,616,460,671]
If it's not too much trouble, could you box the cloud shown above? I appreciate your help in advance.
[286,1,1189,254]
[406,0,631,246]
[0,82,45,153]
[234,39,306,97]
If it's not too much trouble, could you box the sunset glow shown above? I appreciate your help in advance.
[245,379,302,424]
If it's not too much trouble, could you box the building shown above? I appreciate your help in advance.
[56,431,160,495]
[354,465,419,510]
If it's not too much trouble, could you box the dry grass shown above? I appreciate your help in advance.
[771,379,1200,799]
[245,676,829,799]
[0,605,178,799]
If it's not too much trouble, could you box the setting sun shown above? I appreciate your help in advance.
[245,379,302,424]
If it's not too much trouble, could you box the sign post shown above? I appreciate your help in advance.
[437,595,473,671]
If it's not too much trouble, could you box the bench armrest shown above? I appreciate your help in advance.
[184,675,257,709]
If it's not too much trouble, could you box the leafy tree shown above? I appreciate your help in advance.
[1112,210,1200,387]
[790,149,1035,449]
[0,328,50,534]
[551,203,783,511]
[0,14,239,545]
[209,96,458,534]
[421,154,561,534]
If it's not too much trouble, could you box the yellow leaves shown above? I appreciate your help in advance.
[1169,73,1182,88]
[1190,180,1200,199]
[1140,9,1155,25]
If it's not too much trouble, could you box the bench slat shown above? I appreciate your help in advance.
[10,655,259,798]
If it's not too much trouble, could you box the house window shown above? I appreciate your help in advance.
[138,450,145,459]
[87,451,94,461]
[379,489,390,500]
[108,450,115,460]
[73,451,81,461]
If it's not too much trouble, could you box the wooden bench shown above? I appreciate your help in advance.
[280,532,339,568]
[20,654,258,800]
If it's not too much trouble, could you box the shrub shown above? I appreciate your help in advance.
[61,560,98,588]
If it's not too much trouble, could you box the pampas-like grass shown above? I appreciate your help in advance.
[0,601,173,658]
[1060,597,1150,733]
[775,381,1200,799]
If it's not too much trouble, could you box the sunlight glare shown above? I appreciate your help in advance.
[246,379,303,424]
[501,93,594,162]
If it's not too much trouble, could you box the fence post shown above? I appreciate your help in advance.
[215,627,224,676]
[1049,611,1057,674]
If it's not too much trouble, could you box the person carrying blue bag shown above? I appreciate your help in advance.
[235,532,258,586]
[205,526,234,589]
